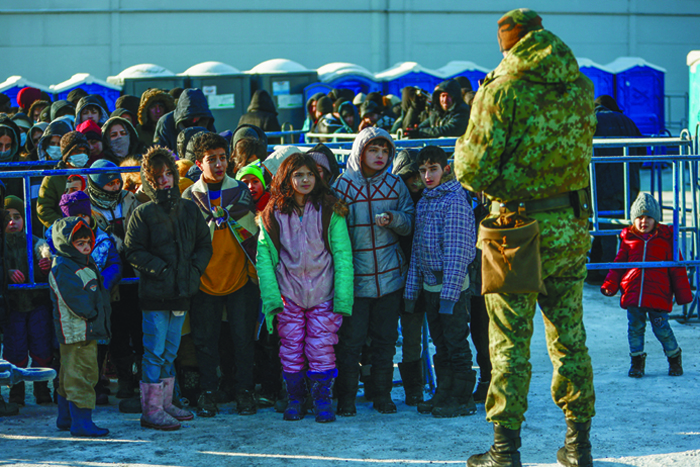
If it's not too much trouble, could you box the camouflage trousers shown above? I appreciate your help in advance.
[483,208,596,430]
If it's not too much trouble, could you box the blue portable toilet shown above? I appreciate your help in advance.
[107,64,187,99]
[577,58,614,98]
[303,82,333,106]
[50,73,122,113]
[317,62,382,96]
[607,57,666,135]
[0,76,53,107]
[435,61,489,92]
[687,51,700,138]
[375,62,443,96]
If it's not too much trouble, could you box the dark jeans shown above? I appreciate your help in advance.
[109,284,143,361]
[2,304,53,367]
[189,280,259,392]
[399,292,424,363]
[336,289,401,374]
[470,294,492,381]
[424,289,474,376]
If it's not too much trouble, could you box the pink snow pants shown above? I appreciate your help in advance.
[276,298,342,373]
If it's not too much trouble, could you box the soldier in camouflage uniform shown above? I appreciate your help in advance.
[454,9,596,467]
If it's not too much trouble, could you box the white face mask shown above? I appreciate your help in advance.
[68,153,89,168]
[47,146,62,160]
[20,133,26,147]
[110,135,130,158]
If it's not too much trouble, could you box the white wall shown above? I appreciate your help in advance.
[2,1,700,130]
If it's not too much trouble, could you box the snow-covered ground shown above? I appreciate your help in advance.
[2,168,699,466]
[2,282,699,467]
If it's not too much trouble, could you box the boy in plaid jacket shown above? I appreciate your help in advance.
[404,145,477,419]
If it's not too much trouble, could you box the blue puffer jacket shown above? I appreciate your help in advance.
[332,127,415,298]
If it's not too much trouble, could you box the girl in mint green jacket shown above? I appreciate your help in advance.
[257,152,353,423]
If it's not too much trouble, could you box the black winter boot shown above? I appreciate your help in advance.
[9,382,25,406]
[628,353,646,378]
[398,360,424,406]
[468,424,522,467]
[557,419,593,467]
[473,379,490,404]
[668,349,683,376]
[0,394,19,416]
[33,381,53,404]
[177,366,201,407]
[417,365,452,414]
[113,356,135,399]
[335,367,359,417]
[432,371,477,418]
[371,366,397,414]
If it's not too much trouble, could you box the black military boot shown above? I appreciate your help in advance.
[468,424,522,467]
[557,419,593,467]
[371,366,397,414]
[113,356,135,399]
[628,353,646,378]
[9,382,25,406]
[432,371,477,418]
[417,365,451,414]
[668,349,683,376]
[397,360,424,406]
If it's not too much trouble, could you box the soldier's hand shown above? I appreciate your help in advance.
[600,286,614,297]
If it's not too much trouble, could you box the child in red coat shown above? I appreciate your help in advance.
[601,193,692,378]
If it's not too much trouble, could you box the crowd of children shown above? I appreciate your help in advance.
[0,84,691,437]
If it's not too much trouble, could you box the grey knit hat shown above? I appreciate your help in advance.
[630,192,661,223]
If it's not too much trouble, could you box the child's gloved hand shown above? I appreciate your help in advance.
[9,269,25,284]
[600,286,615,297]
[38,258,51,274]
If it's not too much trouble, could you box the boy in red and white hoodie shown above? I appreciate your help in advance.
[601,193,692,378]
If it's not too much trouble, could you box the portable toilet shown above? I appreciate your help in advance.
[247,59,319,131]
[607,57,666,135]
[0,76,54,108]
[317,62,382,96]
[687,51,700,138]
[375,62,443,96]
[50,73,122,112]
[107,64,187,100]
[435,61,489,92]
[577,58,614,98]
[182,61,251,133]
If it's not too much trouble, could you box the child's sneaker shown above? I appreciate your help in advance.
[668,349,683,376]
[628,353,646,378]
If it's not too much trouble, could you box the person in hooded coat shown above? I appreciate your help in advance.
[22,121,49,162]
[153,88,215,151]
[238,90,281,144]
[74,96,110,128]
[301,92,327,139]
[101,116,142,165]
[0,116,25,198]
[391,87,430,133]
[29,100,50,124]
[37,132,92,228]
[137,89,175,149]
[410,79,470,139]
[50,100,76,123]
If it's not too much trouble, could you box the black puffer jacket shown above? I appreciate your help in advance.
[238,90,281,142]
[153,89,216,151]
[417,79,470,138]
[125,153,212,311]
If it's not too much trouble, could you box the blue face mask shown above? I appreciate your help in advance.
[68,153,89,168]
[0,149,12,161]
[46,146,62,160]
[20,133,26,147]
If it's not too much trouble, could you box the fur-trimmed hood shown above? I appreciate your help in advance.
[140,146,181,205]
[138,89,176,128]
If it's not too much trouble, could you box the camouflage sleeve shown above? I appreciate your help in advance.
[454,84,513,194]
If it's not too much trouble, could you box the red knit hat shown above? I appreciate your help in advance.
[17,87,42,112]
[76,119,102,141]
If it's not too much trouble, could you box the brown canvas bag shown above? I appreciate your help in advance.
[479,207,547,295]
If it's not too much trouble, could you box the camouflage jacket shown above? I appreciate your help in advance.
[454,29,596,203]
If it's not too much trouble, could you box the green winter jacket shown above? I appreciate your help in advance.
[454,29,596,203]
[256,198,354,333]
[37,161,69,228]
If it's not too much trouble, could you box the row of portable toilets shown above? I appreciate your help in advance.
[1,57,666,136]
